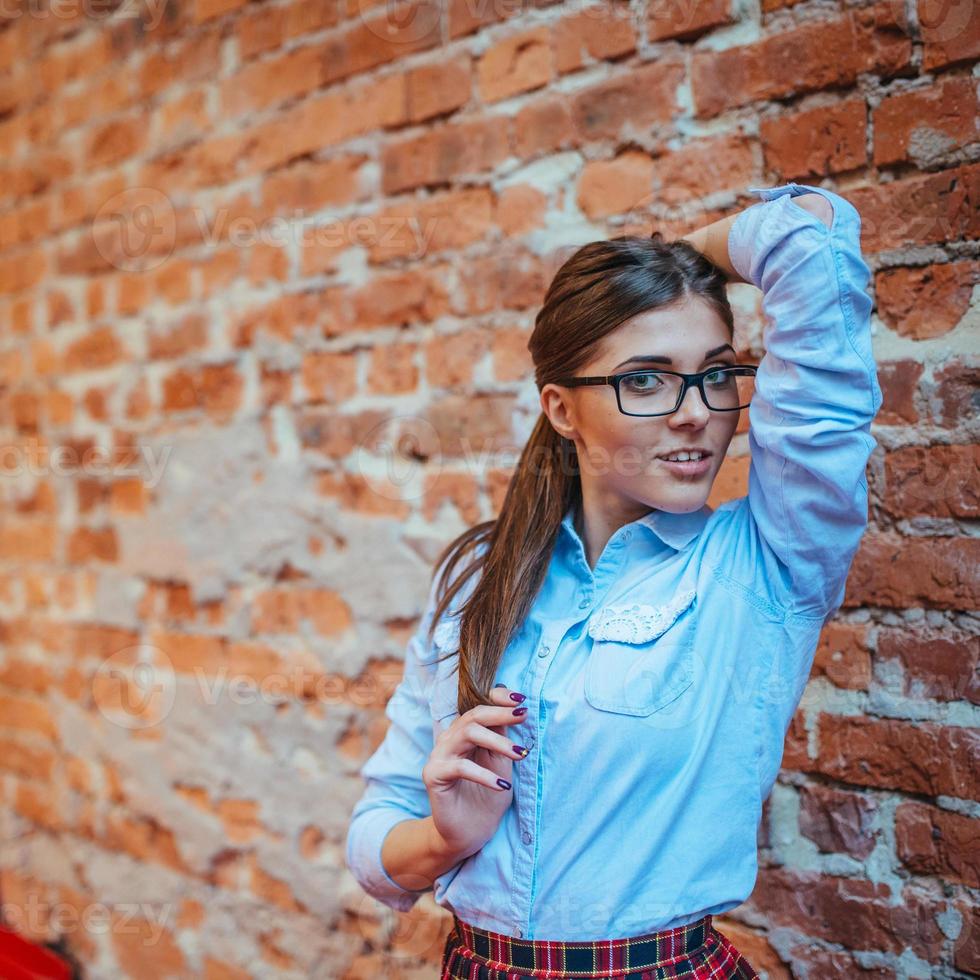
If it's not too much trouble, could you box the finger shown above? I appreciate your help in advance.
[451,717,529,762]
[426,756,513,792]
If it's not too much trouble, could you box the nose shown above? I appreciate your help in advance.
[670,381,711,425]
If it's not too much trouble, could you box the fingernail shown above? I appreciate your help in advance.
[512,744,528,758]
[512,706,527,716]
[497,778,511,790]
[509,692,526,703]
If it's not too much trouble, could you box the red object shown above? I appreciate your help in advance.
[0,926,72,980]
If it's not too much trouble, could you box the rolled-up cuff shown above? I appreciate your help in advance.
[346,807,433,912]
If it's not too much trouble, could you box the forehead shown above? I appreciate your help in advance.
[591,295,730,370]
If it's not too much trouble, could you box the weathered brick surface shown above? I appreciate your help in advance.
[0,1,975,977]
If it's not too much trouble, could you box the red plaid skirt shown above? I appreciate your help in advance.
[440,912,759,979]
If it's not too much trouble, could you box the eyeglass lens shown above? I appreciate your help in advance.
[619,368,756,415]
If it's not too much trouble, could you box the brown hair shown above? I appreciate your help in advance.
[425,232,735,717]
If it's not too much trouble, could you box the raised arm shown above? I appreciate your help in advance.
[726,182,883,619]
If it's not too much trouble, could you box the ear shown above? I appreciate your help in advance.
[540,383,580,441]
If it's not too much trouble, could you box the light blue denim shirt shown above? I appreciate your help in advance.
[345,182,883,940]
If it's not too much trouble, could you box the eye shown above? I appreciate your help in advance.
[623,371,664,391]
[704,366,734,386]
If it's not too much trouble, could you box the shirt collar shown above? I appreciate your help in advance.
[560,501,712,551]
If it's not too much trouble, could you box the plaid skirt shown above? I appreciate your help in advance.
[439,912,760,980]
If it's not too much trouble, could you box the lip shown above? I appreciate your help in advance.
[655,451,712,477]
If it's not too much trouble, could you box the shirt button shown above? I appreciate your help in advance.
[537,644,550,658]
[522,830,532,844]
[516,928,524,938]
[578,598,590,609]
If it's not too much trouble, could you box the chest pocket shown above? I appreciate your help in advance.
[584,589,697,716]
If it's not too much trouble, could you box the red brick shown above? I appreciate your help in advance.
[301,350,359,404]
[847,162,980,252]
[477,26,552,104]
[895,801,980,887]
[649,134,756,205]
[873,76,978,167]
[454,248,547,315]
[813,713,978,797]
[514,96,576,159]
[578,151,655,220]
[364,187,494,264]
[367,342,419,395]
[426,392,518,458]
[874,261,978,339]
[876,626,980,705]
[572,61,684,140]
[762,99,867,179]
[495,185,548,238]
[693,10,911,119]
[422,470,481,524]
[875,359,923,424]
[424,328,493,389]
[320,1,441,87]
[954,900,980,973]
[67,526,118,563]
[928,357,980,427]
[847,533,980,609]
[219,44,324,116]
[647,0,735,41]
[918,0,980,68]
[798,783,878,859]
[812,621,872,690]
[324,268,450,334]
[406,57,471,122]
[382,118,509,195]
[881,444,979,520]
[750,867,944,961]
[554,4,636,73]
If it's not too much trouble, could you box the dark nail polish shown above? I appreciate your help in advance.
[509,692,526,703]
[497,778,511,790]
[512,706,527,716]
[512,744,528,758]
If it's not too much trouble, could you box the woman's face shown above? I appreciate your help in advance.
[540,295,741,516]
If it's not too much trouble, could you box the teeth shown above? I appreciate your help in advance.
[661,451,705,462]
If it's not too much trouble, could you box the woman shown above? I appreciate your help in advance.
[346,181,882,979]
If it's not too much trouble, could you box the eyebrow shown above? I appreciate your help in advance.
[613,343,736,371]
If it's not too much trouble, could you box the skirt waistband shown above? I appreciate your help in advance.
[450,913,714,975]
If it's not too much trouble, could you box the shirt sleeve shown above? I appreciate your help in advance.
[345,561,456,912]
[727,182,883,620]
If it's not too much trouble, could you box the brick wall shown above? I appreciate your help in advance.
[0,0,976,976]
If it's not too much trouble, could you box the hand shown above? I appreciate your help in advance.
[422,685,530,861]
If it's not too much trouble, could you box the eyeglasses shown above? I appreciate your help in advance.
[552,365,758,417]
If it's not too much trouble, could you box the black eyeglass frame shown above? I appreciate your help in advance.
[552,365,759,417]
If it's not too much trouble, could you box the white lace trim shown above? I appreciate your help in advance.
[432,617,461,652]
[587,589,696,643]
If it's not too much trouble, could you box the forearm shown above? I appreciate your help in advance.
[381,815,468,892]
[680,193,833,285]
[678,211,748,285]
